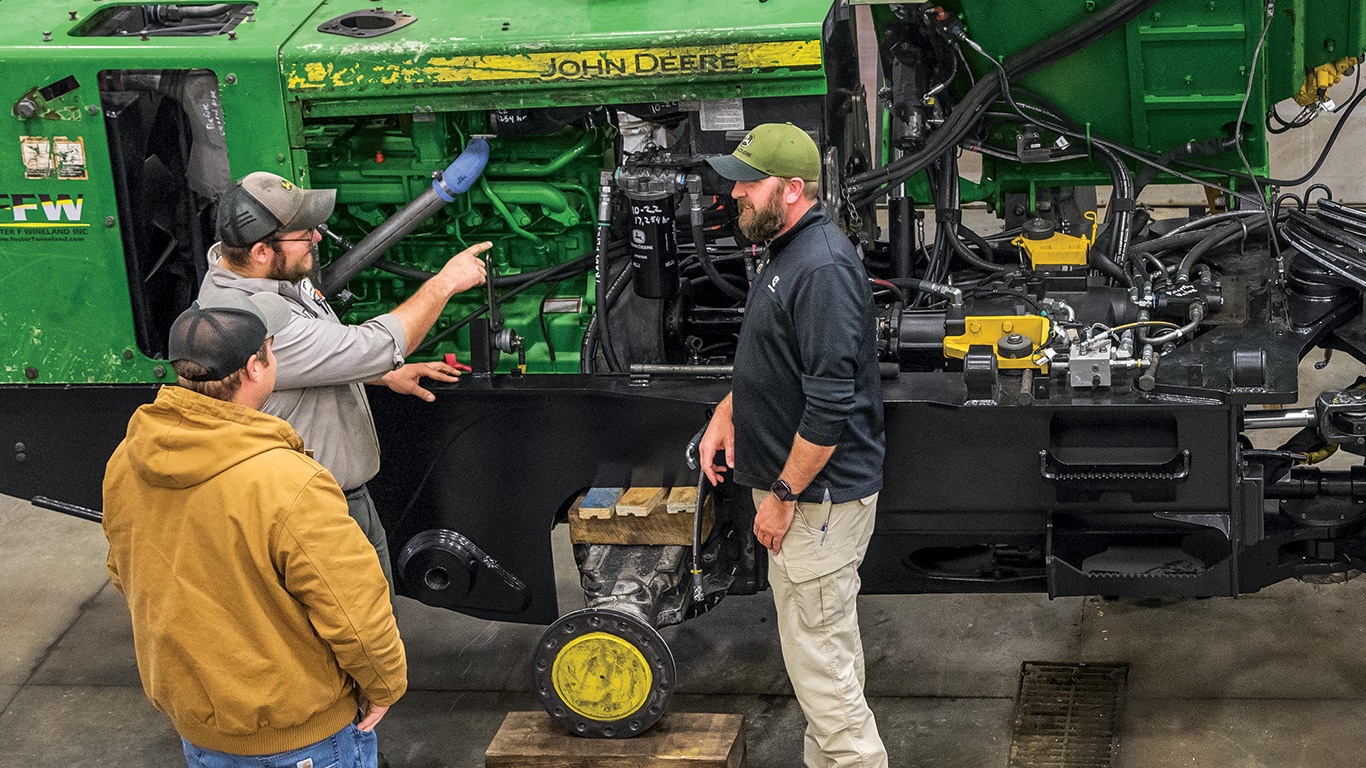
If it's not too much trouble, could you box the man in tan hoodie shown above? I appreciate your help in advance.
[102,292,406,768]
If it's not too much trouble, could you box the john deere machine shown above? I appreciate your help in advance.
[4,0,1366,737]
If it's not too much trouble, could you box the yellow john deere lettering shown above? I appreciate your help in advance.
[287,40,822,90]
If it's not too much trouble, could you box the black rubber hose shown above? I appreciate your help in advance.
[956,223,1002,265]
[1176,217,1269,279]
[411,255,593,356]
[844,0,1160,205]
[1134,138,1237,196]
[1090,143,1135,285]
[948,223,1007,273]
[580,260,636,373]
[1130,211,1265,255]
[691,219,748,303]
[594,220,623,372]
[170,3,234,18]
[374,250,609,286]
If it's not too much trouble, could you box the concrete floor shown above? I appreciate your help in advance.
[3,473,1366,768]
[4,214,1365,767]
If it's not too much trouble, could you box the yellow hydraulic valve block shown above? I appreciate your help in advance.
[1295,57,1360,107]
[1013,211,1097,269]
[943,315,1051,371]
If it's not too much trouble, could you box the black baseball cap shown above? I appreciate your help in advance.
[216,172,336,247]
[168,293,293,381]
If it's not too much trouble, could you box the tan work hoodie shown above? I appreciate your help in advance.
[102,386,407,755]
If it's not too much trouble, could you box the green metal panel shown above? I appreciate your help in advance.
[943,0,1270,194]
[1267,0,1366,102]
[0,1,320,384]
[281,0,834,115]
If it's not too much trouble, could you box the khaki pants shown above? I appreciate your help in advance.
[345,485,395,596]
[754,489,888,768]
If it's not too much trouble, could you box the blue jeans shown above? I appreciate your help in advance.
[182,723,376,768]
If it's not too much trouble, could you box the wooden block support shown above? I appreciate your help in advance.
[486,711,744,768]
[568,493,714,546]
[578,487,624,520]
[667,486,698,515]
[616,487,666,517]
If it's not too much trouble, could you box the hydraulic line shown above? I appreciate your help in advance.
[581,259,635,373]
[688,178,748,303]
[594,172,622,372]
[373,250,607,287]
[411,253,597,356]
[1133,138,1238,197]
[1175,216,1270,278]
[1130,211,1266,255]
[844,0,1160,206]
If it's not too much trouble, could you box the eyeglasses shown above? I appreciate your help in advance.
[271,228,317,243]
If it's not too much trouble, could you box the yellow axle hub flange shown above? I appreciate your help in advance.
[551,631,653,721]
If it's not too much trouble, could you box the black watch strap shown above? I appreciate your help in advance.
[770,478,797,502]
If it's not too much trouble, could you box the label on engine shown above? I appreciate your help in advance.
[287,40,822,91]
[700,99,745,131]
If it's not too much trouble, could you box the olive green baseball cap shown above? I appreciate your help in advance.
[706,123,821,183]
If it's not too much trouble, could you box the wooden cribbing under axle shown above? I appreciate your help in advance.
[485,711,744,767]
[568,487,714,546]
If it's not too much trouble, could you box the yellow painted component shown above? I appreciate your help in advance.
[1294,57,1360,107]
[1013,211,1097,268]
[1304,443,1339,464]
[943,315,1051,371]
[552,631,652,722]
[287,40,823,91]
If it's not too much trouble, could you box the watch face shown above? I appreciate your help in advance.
[771,479,793,501]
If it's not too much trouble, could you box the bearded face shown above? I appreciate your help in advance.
[266,239,316,284]
[736,178,790,242]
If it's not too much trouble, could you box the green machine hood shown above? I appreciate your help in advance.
[282,0,836,113]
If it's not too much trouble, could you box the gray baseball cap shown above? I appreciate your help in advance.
[216,171,336,247]
[168,292,293,381]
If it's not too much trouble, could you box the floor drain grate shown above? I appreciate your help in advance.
[1007,661,1127,768]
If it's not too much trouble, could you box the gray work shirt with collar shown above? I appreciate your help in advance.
[198,242,407,491]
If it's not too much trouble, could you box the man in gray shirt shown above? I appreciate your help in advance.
[199,171,489,587]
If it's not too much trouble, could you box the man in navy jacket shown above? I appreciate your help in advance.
[700,123,887,768]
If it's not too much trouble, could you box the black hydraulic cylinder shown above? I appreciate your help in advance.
[889,196,915,279]
[1264,465,1366,500]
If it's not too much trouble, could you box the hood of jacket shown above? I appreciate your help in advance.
[121,385,306,490]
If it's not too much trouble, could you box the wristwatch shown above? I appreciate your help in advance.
[769,478,798,502]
